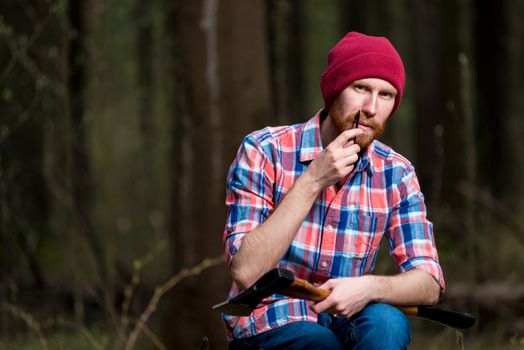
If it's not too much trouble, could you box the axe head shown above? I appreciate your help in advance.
[212,268,294,316]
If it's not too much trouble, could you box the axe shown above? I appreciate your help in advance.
[213,268,475,329]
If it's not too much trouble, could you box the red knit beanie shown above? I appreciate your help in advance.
[320,32,405,115]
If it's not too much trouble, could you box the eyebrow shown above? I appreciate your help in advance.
[382,88,397,95]
[352,81,397,95]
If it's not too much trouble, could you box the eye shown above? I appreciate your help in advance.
[353,84,367,92]
[379,91,396,99]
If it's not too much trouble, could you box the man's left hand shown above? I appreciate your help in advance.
[310,276,376,318]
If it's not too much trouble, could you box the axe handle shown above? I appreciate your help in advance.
[282,278,331,301]
[283,277,421,314]
[279,277,474,329]
[282,277,421,314]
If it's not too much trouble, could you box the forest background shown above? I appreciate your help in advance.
[1,0,524,349]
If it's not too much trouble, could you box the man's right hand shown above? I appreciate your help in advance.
[305,128,363,189]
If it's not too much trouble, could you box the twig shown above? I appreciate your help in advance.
[428,326,453,350]
[455,330,464,350]
[46,317,105,350]
[113,241,167,350]
[199,336,210,350]
[1,302,48,349]
[74,323,105,350]
[141,322,167,350]
[0,90,41,144]
[123,255,225,350]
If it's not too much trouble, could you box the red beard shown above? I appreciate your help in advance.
[329,99,386,149]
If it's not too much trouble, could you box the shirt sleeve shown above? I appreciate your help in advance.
[223,135,275,265]
[386,165,445,294]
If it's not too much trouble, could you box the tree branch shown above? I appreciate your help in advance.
[124,255,224,350]
[1,302,48,349]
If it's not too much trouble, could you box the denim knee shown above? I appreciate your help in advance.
[351,303,412,349]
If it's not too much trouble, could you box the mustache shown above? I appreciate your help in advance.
[347,115,377,128]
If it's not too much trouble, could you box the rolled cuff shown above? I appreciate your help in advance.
[224,232,247,265]
[399,256,445,295]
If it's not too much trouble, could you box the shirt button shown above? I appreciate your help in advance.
[326,225,333,232]
[321,261,328,268]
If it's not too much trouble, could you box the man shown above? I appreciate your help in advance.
[222,32,445,349]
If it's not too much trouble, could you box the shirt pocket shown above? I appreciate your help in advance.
[340,212,388,258]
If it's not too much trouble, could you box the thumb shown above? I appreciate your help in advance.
[309,280,335,314]
[318,279,336,291]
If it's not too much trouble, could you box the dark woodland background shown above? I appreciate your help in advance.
[1,0,524,349]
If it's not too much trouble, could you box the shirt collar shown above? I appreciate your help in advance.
[299,110,375,176]
[298,110,324,163]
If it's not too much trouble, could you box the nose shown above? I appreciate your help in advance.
[362,93,378,118]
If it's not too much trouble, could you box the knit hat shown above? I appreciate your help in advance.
[320,32,405,115]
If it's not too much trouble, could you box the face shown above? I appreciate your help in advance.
[329,78,397,149]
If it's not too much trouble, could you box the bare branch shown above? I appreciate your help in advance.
[49,316,105,350]
[123,255,225,350]
[0,92,41,144]
[113,241,167,350]
[141,322,167,350]
[72,323,105,350]
[1,302,48,349]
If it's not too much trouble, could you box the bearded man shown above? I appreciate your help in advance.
[221,31,445,349]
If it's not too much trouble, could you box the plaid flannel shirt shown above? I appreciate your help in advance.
[222,111,444,341]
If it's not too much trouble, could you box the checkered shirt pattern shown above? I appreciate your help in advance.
[222,112,445,341]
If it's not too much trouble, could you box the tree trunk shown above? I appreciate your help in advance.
[473,1,508,197]
[505,0,524,210]
[439,0,480,279]
[267,0,305,123]
[410,1,444,203]
[68,0,114,322]
[135,0,154,154]
[165,0,272,348]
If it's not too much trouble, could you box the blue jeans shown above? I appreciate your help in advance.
[228,303,412,350]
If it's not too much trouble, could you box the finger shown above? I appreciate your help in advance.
[310,298,333,314]
[342,154,359,167]
[342,139,354,148]
[336,150,359,168]
[330,128,363,148]
[341,144,361,156]
[342,134,363,148]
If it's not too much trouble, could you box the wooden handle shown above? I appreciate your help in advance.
[396,305,418,316]
[279,277,474,329]
[282,278,420,317]
[281,278,331,301]
[282,278,421,317]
